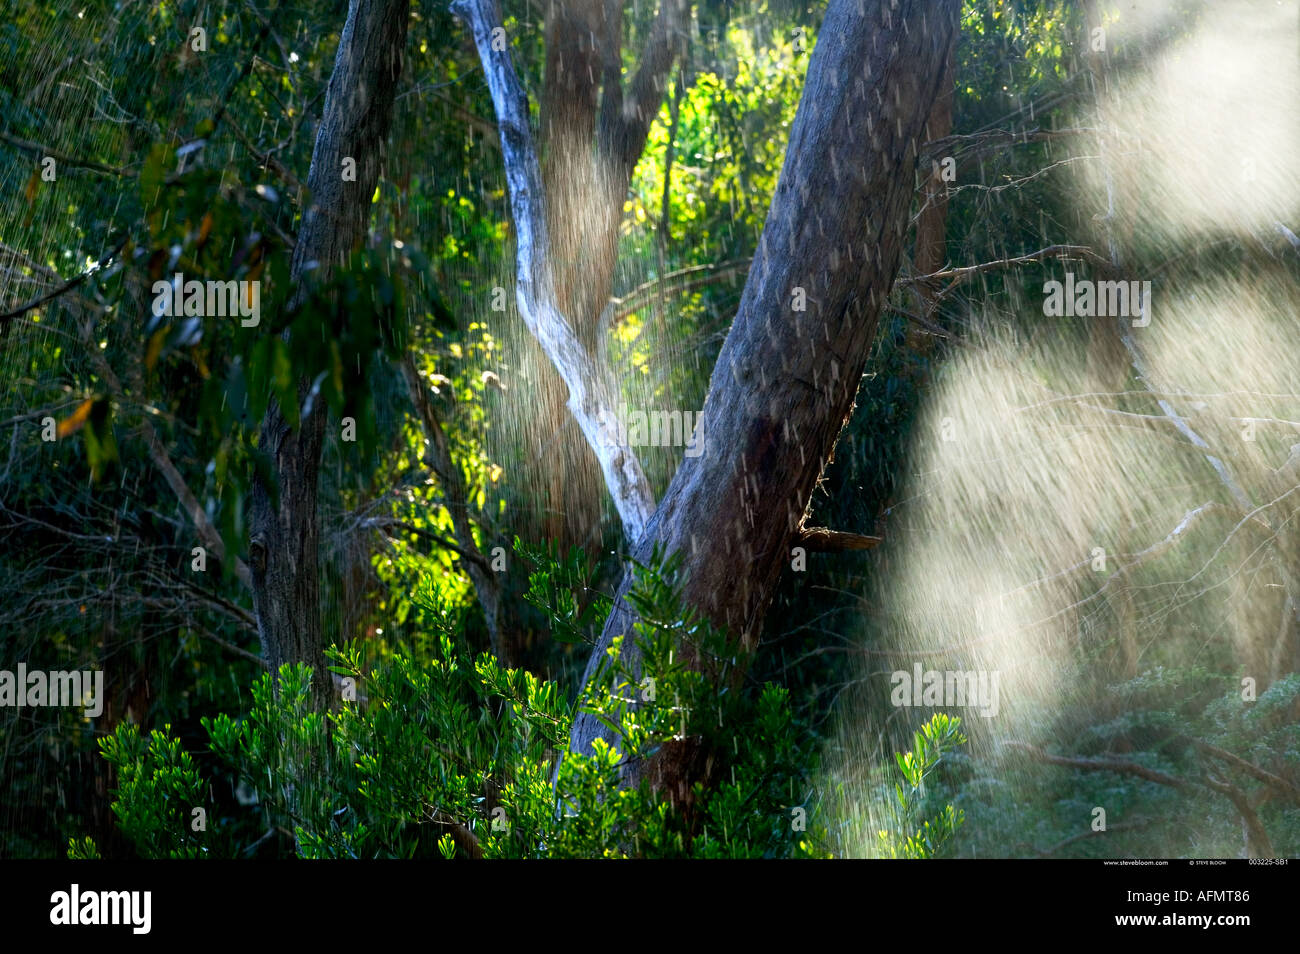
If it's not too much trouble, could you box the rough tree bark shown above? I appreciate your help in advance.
[568,0,963,802]
[249,0,409,709]
[912,40,955,325]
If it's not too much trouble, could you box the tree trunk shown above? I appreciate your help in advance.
[455,0,693,548]
[513,0,687,552]
[913,41,955,326]
[569,0,962,803]
[249,0,409,710]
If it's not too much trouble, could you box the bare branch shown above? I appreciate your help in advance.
[1018,819,1153,857]
[1121,329,1254,513]
[1275,221,1300,254]
[432,90,500,147]
[0,131,130,177]
[364,516,489,571]
[1189,738,1300,805]
[0,236,127,324]
[900,244,1115,310]
[1002,740,1195,790]
[80,314,253,590]
[1004,739,1280,857]
[921,125,1105,163]
[225,115,306,197]
[1200,772,1275,858]
[1003,501,1213,601]
[796,527,883,552]
[608,259,751,328]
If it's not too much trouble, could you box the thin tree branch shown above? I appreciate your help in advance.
[399,354,507,659]
[1200,772,1275,858]
[79,312,253,590]
[1018,819,1153,857]
[363,516,489,571]
[1004,739,1279,857]
[609,259,751,328]
[432,89,500,146]
[796,527,883,552]
[225,114,306,197]
[899,244,1116,308]
[1275,221,1300,254]
[1002,741,1195,790]
[1188,738,1300,804]
[0,236,127,324]
[0,131,130,177]
[921,126,1105,163]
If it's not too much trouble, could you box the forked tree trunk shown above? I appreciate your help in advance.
[249,0,409,709]
[514,0,687,552]
[569,0,963,802]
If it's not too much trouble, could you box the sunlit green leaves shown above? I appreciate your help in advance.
[97,722,210,859]
[516,537,610,646]
[876,714,968,859]
[93,546,833,859]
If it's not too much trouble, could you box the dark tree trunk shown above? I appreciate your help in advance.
[249,0,410,710]
[568,0,962,803]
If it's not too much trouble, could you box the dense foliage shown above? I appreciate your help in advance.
[3,0,1297,860]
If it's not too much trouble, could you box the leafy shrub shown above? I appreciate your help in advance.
[80,550,836,858]
[876,713,968,859]
[93,724,209,859]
